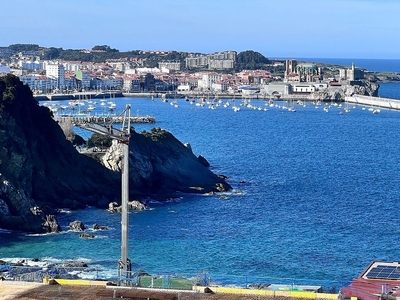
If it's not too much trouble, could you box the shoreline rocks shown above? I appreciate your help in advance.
[69,220,85,232]
[108,200,147,213]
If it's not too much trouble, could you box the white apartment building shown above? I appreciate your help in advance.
[209,59,234,70]
[107,61,129,72]
[19,75,56,93]
[63,61,83,71]
[158,61,181,71]
[198,73,222,90]
[122,76,141,92]
[212,81,229,92]
[45,63,65,89]
[94,77,123,90]
[18,60,43,70]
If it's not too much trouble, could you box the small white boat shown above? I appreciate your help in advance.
[232,106,240,112]
[372,108,380,114]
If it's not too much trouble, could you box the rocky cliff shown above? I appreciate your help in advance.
[310,79,380,101]
[0,75,231,233]
[102,128,231,196]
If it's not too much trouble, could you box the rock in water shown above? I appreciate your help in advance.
[69,220,85,232]
[93,223,108,230]
[108,200,147,213]
[42,215,61,233]
[79,233,95,239]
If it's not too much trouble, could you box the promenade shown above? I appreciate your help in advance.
[54,115,156,124]
[345,94,400,110]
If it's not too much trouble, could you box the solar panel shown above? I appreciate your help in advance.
[365,265,400,280]
[388,273,400,280]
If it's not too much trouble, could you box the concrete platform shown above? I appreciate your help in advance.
[0,281,326,300]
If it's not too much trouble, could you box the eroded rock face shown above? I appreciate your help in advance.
[0,75,120,232]
[102,128,232,196]
[310,80,380,101]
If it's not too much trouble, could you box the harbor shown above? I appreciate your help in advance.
[54,115,155,124]
[37,90,400,113]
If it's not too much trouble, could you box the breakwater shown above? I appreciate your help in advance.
[54,115,155,124]
[345,94,400,110]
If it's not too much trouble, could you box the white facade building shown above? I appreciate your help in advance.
[198,73,222,90]
[63,62,83,71]
[159,61,181,71]
[18,60,43,70]
[212,81,229,92]
[260,83,291,96]
[45,63,65,89]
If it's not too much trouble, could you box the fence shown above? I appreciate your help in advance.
[0,265,348,294]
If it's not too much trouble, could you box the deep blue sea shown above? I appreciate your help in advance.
[1,65,400,290]
[290,58,400,73]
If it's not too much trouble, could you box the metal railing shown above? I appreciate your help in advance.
[0,265,348,294]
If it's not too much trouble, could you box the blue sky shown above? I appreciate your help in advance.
[2,0,399,59]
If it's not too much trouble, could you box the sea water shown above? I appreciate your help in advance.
[1,82,400,289]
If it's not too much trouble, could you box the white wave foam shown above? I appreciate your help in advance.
[93,235,109,239]
[25,232,59,237]
[71,257,93,263]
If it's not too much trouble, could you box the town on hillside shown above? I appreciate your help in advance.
[0,44,382,100]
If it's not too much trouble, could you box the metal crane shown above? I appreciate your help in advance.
[75,104,132,283]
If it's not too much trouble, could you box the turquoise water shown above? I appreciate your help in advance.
[1,82,400,289]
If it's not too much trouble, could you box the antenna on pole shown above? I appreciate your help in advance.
[75,104,132,284]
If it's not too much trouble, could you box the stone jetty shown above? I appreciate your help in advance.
[54,115,156,124]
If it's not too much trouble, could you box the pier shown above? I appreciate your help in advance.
[34,91,123,101]
[54,115,155,125]
[345,95,400,110]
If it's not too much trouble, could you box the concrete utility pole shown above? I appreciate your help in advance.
[75,104,132,281]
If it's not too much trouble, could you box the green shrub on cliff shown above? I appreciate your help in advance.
[87,133,112,148]
[0,74,34,117]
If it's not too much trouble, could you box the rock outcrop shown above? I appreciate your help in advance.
[102,128,232,196]
[0,75,231,233]
[0,75,121,233]
[108,200,147,213]
[309,79,380,101]
[69,220,85,232]
[93,223,108,230]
